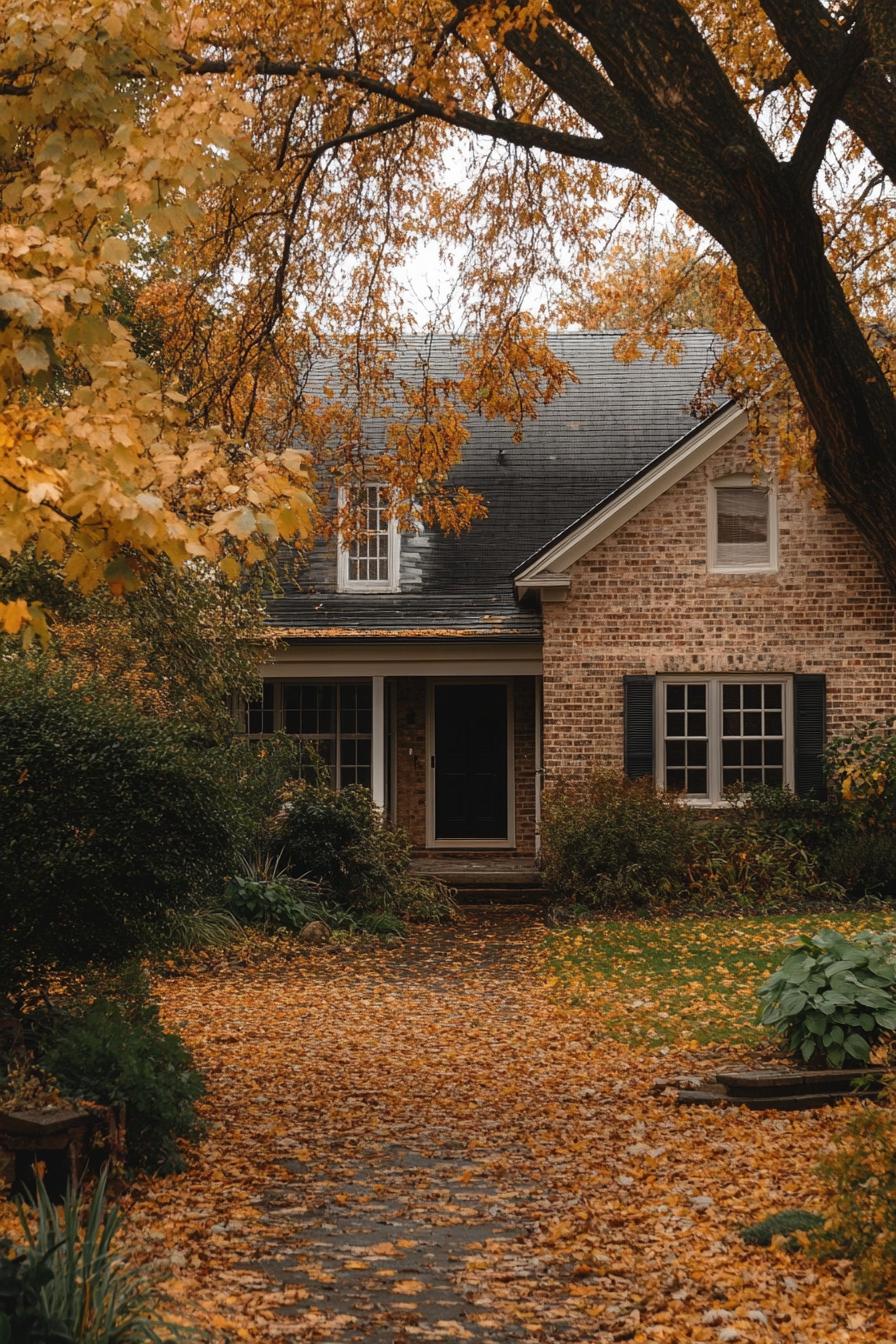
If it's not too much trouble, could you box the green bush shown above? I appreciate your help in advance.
[277,780,452,920]
[816,1084,896,1295]
[224,851,335,931]
[688,811,844,913]
[822,828,896,901]
[827,718,896,829]
[758,929,896,1067]
[0,662,242,997]
[0,1168,191,1342]
[540,771,697,911]
[34,977,203,1175]
[224,735,303,856]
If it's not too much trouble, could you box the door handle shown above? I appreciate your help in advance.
[431,755,436,768]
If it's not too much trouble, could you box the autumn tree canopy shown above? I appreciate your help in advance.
[1,0,894,624]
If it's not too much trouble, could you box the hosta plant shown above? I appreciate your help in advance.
[758,930,896,1068]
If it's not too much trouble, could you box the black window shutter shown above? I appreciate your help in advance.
[624,676,655,780]
[794,674,827,799]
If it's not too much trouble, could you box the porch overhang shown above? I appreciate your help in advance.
[262,636,543,679]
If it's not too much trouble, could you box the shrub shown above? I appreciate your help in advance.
[822,829,896,901]
[0,662,242,997]
[224,735,303,856]
[688,811,844,913]
[0,1167,191,1342]
[34,975,203,1175]
[224,852,334,931]
[815,1086,896,1295]
[277,780,453,920]
[827,718,896,829]
[540,771,697,911]
[758,929,896,1067]
[732,784,838,849]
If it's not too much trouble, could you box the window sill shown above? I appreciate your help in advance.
[707,565,778,576]
[663,795,735,809]
[337,585,401,594]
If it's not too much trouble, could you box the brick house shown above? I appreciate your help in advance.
[250,332,896,873]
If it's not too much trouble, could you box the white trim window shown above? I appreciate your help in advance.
[337,483,400,592]
[709,473,777,572]
[244,680,373,789]
[657,675,792,804]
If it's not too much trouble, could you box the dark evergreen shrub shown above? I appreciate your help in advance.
[0,662,240,995]
[35,977,203,1174]
[277,779,452,920]
[540,770,697,911]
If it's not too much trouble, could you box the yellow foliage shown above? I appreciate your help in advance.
[2,0,892,619]
[0,0,313,619]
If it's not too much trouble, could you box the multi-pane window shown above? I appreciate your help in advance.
[710,477,775,571]
[721,682,784,790]
[660,677,790,803]
[283,682,337,780]
[338,683,373,787]
[244,681,373,790]
[245,681,274,735]
[340,484,397,590]
[663,683,708,796]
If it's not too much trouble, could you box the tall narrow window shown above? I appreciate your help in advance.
[710,475,775,571]
[245,681,274,735]
[662,682,708,797]
[338,484,399,591]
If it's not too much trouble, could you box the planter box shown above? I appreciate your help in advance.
[0,1104,125,1197]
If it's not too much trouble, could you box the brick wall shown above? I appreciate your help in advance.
[542,433,896,780]
[393,675,537,856]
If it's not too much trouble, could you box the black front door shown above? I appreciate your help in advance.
[434,683,508,840]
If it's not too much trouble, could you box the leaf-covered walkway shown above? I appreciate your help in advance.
[133,910,895,1342]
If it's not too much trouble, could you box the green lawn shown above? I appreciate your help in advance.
[542,909,895,1051]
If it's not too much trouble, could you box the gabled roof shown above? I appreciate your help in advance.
[264,330,725,638]
[514,399,747,591]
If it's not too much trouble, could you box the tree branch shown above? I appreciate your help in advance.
[788,27,867,191]
[189,55,623,164]
[760,0,896,181]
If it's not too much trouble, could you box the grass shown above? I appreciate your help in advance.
[542,909,895,1051]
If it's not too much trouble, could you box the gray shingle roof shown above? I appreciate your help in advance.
[265,331,722,637]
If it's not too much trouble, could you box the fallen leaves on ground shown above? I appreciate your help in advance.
[4,909,896,1342]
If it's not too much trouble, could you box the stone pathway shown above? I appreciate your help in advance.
[249,908,575,1342]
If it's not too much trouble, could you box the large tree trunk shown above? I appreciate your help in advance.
[692,167,896,587]
[739,223,896,588]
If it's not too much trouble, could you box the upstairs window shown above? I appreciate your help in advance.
[337,484,399,592]
[710,474,776,572]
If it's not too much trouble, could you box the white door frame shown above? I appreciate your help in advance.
[425,678,516,850]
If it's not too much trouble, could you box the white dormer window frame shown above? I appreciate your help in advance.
[708,471,778,574]
[337,483,400,593]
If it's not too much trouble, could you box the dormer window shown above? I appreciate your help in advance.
[337,484,400,592]
[709,474,777,573]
